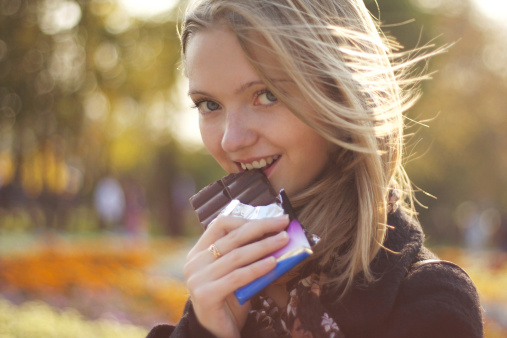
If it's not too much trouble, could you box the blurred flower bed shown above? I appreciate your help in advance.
[0,297,148,338]
[0,235,190,336]
[1,236,506,337]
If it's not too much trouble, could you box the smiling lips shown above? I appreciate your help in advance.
[240,155,280,171]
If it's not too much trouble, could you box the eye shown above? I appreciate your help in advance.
[255,90,278,106]
[193,100,221,114]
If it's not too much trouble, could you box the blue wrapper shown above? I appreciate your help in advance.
[234,247,312,305]
[234,218,312,304]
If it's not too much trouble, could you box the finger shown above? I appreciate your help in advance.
[188,216,248,258]
[185,228,288,286]
[212,215,289,257]
[191,255,277,307]
[189,215,289,267]
[206,230,289,281]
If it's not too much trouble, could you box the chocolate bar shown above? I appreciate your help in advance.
[189,169,279,229]
[189,170,319,304]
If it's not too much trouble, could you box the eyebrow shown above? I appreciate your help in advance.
[188,80,265,97]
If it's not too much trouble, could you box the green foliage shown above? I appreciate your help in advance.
[364,0,432,49]
[0,297,147,338]
[0,0,199,235]
[0,0,183,183]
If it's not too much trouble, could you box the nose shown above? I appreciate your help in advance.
[221,108,258,153]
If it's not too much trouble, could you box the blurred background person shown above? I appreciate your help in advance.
[93,175,125,231]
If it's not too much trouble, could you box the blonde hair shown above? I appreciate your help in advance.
[181,0,427,295]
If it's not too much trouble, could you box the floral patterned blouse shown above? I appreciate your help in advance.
[248,273,344,338]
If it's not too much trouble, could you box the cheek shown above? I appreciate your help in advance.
[199,121,226,161]
[312,136,332,164]
[288,120,330,158]
[279,122,331,194]
[294,131,331,175]
[199,121,216,151]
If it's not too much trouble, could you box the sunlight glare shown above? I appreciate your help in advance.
[471,0,507,26]
[118,0,179,18]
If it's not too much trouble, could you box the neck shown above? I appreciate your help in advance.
[264,284,289,308]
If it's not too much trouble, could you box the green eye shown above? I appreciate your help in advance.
[194,100,220,114]
[256,90,278,105]
[206,101,219,111]
[266,91,277,102]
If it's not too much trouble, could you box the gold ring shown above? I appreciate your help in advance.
[208,243,222,259]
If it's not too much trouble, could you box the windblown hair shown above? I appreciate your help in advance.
[180,0,429,295]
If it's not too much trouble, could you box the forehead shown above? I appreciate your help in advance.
[185,27,255,89]
[185,25,286,88]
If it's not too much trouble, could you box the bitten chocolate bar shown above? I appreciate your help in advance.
[189,170,319,304]
[189,169,279,229]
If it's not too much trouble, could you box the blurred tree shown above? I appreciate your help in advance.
[0,0,187,232]
[366,0,507,244]
[405,7,507,244]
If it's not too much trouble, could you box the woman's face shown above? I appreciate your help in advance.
[185,26,331,196]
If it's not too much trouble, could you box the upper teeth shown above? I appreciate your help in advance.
[240,155,279,170]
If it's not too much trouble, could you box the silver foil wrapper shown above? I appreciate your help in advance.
[219,198,320,246]
[220,199,285,219]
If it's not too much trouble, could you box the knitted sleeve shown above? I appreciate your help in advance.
[379,261,484,338]
[146,299,216,338]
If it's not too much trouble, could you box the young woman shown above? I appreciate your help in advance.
[148,0,483,337]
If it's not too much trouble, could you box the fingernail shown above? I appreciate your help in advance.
[277,231,288,240]
[263,256,276,265]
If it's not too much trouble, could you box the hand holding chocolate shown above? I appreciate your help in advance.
[189,169,318,304]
